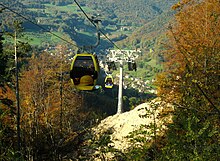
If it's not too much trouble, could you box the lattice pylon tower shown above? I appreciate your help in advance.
[106,49,141,114]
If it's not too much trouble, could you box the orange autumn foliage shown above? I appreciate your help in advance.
[156,0,220,110]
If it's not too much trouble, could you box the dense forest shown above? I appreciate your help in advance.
[1,0,220,160]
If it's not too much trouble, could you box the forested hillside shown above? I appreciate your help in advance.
[0,0,219,160]
[0,0,178,49]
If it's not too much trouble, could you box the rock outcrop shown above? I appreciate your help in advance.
[93,99,169,151]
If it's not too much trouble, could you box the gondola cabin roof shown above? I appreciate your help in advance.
[70,53,100,91]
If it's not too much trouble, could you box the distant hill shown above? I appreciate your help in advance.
[0,0,178,49]
[81,0,178,26]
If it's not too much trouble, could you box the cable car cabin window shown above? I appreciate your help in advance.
[71,56,96,79]
[74,56,94,68]
[106,78,113,84]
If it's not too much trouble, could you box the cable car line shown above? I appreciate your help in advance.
[1,2,111,91]
[1,2,121,51]
[73,0,121,50]
[1,2,125,92]
[0,3,78,47]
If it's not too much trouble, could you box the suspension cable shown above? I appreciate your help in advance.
[0,3,78,47]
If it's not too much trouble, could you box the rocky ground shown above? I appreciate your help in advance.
[92,98,170,152]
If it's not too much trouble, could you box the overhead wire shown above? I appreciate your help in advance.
[73,0,121,50]
[1,1,121,50]
[0,3,78,47]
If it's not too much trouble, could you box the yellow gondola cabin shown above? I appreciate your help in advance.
[70,53,100,91]
[104,74,114,89]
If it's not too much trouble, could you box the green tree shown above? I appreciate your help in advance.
[0,19,32,159]
[0,32,7,85]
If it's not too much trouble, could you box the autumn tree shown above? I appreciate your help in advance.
[156,0,220,160]
[19,45,101,159]
[20,47,66,159]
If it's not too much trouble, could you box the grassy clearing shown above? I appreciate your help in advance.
[44,4,77,14]
[21,32,70,46]
[43,3,94,14]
